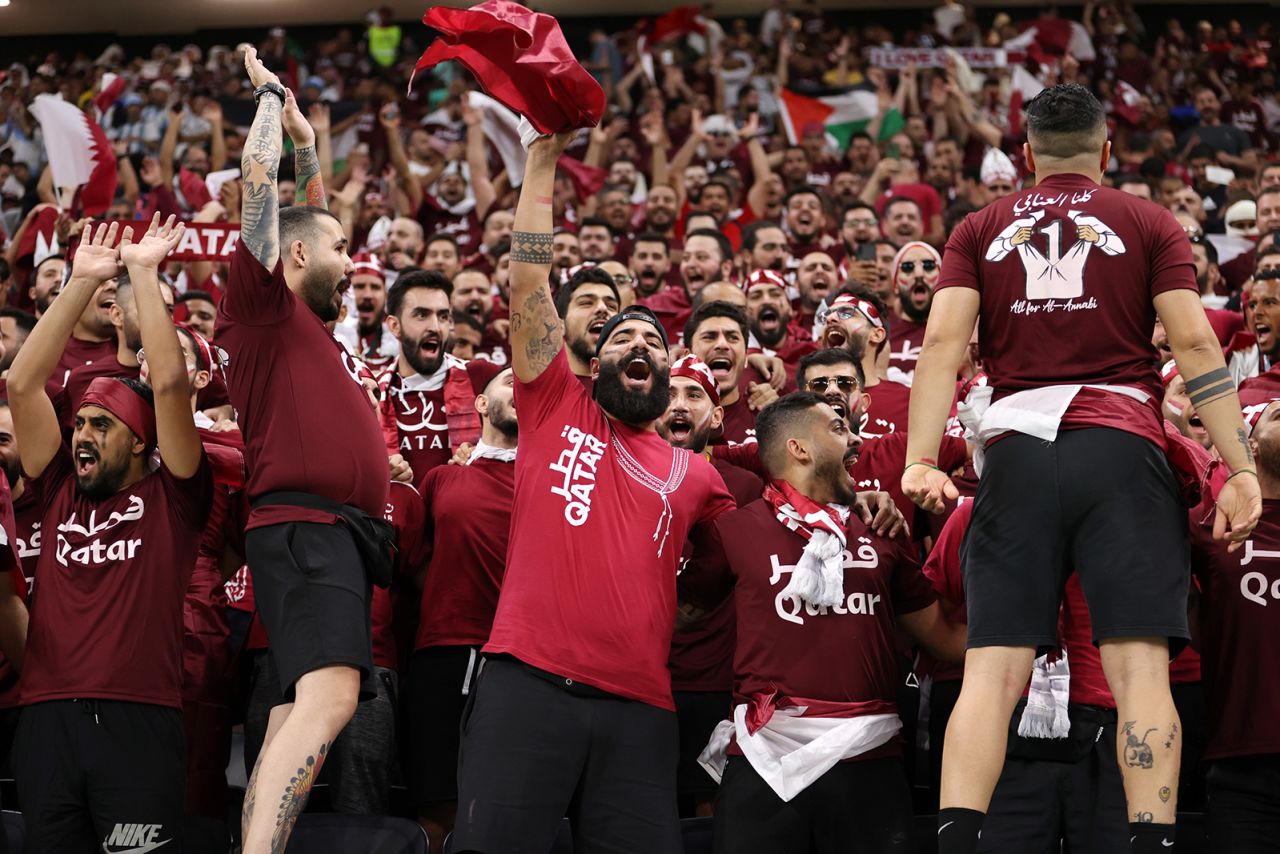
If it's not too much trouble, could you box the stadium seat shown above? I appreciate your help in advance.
[284,813,428,853]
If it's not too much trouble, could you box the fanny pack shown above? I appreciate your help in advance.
[252,491,398,588]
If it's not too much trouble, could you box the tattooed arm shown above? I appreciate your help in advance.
[240,47,283,271]
[1154,287,1260,549]
[508,130,576,383]
[282,88,325,210]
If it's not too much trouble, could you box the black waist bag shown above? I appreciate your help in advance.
[252,491,398,588]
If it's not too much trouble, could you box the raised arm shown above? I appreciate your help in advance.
[282,88,324,210]
[508,132,575,382]
[379,104,424,212]
[203,101,228,172]
[239,46,284,271]
[8,222,127,480]
[159,102,182,187]
[308,102,334,190]
[462,97,496,221]
[121,214,203,478]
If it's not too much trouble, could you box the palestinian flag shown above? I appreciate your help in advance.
[777,87,883,151]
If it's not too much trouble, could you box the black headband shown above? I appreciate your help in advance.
[594,307,668,356]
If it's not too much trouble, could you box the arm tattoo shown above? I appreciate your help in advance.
[240,95,282,270]
[293,144,326,210]
[270,741,329,853]
[510,285,563,376]
[1184,367,1235,408]
[1236,427,1256,465]
[510,230,554,265]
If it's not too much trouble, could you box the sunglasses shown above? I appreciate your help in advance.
[818,305,866,324]
[806,375,860,393]
[613,274,635,285]
[900,259,938,274]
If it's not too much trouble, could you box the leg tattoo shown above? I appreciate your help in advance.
[1121,720,1158,769]
[269,742,330,853]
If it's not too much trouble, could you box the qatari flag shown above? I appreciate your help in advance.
[411,0,605,136]
[29,93,117,216]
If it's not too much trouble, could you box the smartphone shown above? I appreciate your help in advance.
[856,242,878,262]
[886,142,901,160]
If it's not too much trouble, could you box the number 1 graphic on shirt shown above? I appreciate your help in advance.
[986,209,1127,301]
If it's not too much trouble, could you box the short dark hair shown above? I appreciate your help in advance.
[118,376,155,409]
[279,205,342,251]
[740,220,783,252]
[685,228,733,264]
[425,232,459,253]
[631,232,669,253]
[178,290,215,305]
[554,266,620,319]
[883,195,922,218]
[784,186,823,209]
[1024,83,1107,160]
[0,308,37,336]
[34,253,65,276]
[452,310,484,334]
[683,300,749,348]
[1189,234,1219,265]
[841,201,877,221]
[579,216,613,235]
[387,269,453,317]
[755,391,828,480]
[797,348,865,391]
[1188,144,1216,162]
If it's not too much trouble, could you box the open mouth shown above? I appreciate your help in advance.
[824,327,848,348]
[419,336,442,359]
[706,356,733,383]
[357,300,376,313]
[1257,321,1273,348]
[75,445,99,478]
[624,355,652,387]
[758,306,781,332]
[588,317,608,336]
[828,399,847,419]
[796,213,814,230]
[684,270,706,289]
[666,413,693,443]
[466,300,485,316]
[1188,415,1206,433]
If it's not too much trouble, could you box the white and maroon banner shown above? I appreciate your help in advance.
[106,220,240,262]
[867,47,1024,69]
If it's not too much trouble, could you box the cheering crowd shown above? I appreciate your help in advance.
[0,1,1279,852]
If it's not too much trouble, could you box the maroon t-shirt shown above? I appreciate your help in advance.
[415,199,482,255]
[217,241,389,528]
[415,456,516,650]
[683,498,936,759]
[0,478,24,709]
[638,286,692,344]
[860,378,912,440]
[379,480,430,671]
[13,485,40,589]
[378,369,452,489]
[22,448,212,708]
[718,397,758,446]
[887,315,926,380]
[484,349,736,710]
[65,354,137,415]
[939,173,1197,448]
[850,432,968,526]
[1191,500,1280,760]
[54,336,115,390]
[669,457,763,693]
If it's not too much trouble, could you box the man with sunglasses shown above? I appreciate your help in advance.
[905,83,1259,854]
[887,242,943,384]
[819,289,913,440]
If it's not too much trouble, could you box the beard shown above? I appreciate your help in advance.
[301,268,345,322]
[357,300,384,336]
[898,280,934,324]
[1258,432,1280,480]
[488,398,519,440]
[0,458,18,488]
[74,443,132,501]
[400,330,452,376]
[567,330,596,367]
[595,349,671,425]
[816,450,857,505]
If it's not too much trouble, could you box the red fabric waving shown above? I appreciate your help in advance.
[412,0,605,135]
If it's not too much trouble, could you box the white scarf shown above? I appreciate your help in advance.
[467,440,517,464]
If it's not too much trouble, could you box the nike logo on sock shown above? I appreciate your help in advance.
[938,821,955,835]
[1162,841,1174,848]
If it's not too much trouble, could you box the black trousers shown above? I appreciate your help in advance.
[14,699,184,854]
[453,657,681,854]
[711,755,913,854]
[1206,754,1280,853]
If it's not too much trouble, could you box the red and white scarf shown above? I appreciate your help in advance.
[764,480,850,608]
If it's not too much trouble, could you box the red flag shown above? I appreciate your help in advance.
[649,7,706,43]
[412,0,605,136]
[557,155,607,201]
[28,94,117,217]
[14,206,60,266]
[93,73,129,120]
[79,111,118,216]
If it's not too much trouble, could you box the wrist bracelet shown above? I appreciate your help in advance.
[905,461,940,473]
[1225,469,1258,486]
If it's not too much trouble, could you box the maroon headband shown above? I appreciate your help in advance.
[79,377,156,446]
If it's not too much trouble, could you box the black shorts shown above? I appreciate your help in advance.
[13,700,184,854]
[246,522,375,701]
[406,645,482,808]
[963,428,1189,651]
[1206,755,1280,853]
[711,755,913,854]
[452,657,681,854]
[675,690,731,803]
